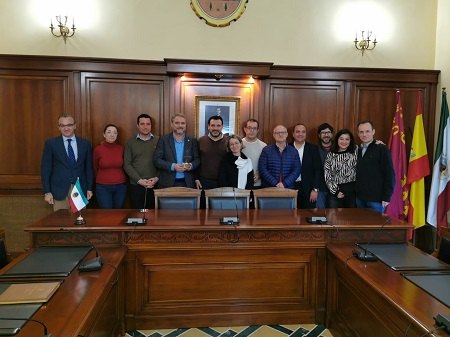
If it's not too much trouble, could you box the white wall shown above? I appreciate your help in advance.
[0,0,439,69]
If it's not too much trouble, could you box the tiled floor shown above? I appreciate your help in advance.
[126,324,333,337]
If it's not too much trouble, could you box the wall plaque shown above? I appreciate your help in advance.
[190,0,249,27]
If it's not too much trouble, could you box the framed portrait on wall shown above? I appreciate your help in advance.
[195,96,240,137]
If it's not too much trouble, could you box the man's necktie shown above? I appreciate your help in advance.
[362,144,368,157]
[67,139,76,165]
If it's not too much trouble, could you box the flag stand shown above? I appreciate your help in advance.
[75,211,86,225]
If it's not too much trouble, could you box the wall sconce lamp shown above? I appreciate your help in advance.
[354,30,377,55]
[50,15,76,44]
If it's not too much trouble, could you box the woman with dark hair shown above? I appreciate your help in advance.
[93,124,127,208]
[324,129,358,208]
[218,135,254,189]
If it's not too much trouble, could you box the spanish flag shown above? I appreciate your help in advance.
[406,91,430,228]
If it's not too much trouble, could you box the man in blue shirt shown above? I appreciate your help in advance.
[153,114,200,188]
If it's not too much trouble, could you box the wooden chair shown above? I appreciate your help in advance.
[253,187,297,209]
[154,187,201,209]
[0,239,9,269]
[205,187,250,209]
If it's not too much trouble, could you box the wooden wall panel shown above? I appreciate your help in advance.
[264,81,345,144]
[0,72,73,189]
[81,73,168,147]
[352,84,436,152]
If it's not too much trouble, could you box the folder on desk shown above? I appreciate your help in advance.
[0,303,41,336]
[357,243,450,271]
[0,281,61,304]
[402,271,450,307]
[0,245,92,278]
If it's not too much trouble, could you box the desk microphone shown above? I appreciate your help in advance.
[306,209,328,224]
[352,216,391,262]
[220,187,240,225]
[58,228,103,272]
[434,314,450,334]
[125,186,148,225]
[0,317,52,337]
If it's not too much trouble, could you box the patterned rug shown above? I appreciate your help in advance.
[126,324,333,337]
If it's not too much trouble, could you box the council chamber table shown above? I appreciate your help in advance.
[326,244,450,337]
[0,247,126,337]
[25,208,410,330]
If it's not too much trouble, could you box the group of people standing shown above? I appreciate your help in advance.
[41,112,394,213]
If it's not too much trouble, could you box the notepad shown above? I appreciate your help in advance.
[0,282,61,304]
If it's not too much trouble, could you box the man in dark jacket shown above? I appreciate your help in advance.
[292,123,321,208]
[356,120,394,212]
[259,125,300,189]
[41,114,93,211]
[153,114,200,188]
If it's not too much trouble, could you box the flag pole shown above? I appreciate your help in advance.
[75,210,86,225]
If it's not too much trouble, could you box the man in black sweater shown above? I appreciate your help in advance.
[355,120,394,212]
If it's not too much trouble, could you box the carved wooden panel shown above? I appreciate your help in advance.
[351,84,436,151]
[81,73,168,146]
[0,72,73,189]
[131,247,319,328]
[265,80,345,144]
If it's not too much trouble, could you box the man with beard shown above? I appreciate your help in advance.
[195,115,229,190]
[153,114,200,188]
[316,123,334,208]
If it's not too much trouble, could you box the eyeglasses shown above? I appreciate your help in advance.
[273,131,287,135]
[245,126,258,131]
[59,123,75,128]
[320,131,332,135]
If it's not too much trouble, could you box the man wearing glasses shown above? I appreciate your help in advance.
[242,119,267,188]
[41,114,93,211]
[259,125,300,188]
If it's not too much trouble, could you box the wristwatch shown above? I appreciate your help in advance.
[312,188,319,192]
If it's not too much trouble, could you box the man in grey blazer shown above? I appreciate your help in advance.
[41,114,94,211]
[153,114,200,188]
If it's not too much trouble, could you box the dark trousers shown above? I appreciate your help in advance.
[96,183,127,209]
[328,182,356,208]
[129,184,155,209]
[294,181,316,209]
[328,193,356,208]
[198,177,219,208]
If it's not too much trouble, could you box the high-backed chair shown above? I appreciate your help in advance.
[253,187,297,209]
[154,187,201,209]
[0,239,9,269]
[205,187,250,209]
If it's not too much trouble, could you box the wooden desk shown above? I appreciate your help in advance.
[0,247,126,337]
[25,208,410,329]
[326,244,450,337]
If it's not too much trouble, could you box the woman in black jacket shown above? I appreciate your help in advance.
[218,135,254,189]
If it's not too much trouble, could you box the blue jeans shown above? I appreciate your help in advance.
[356,198,384,212]
[316,191,328,208]
[96,183,127,209]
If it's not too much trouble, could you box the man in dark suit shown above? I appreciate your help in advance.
[356,120,394,212]
[292,123,321,209]
[153,114,200,188]
[41,114,94,211]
